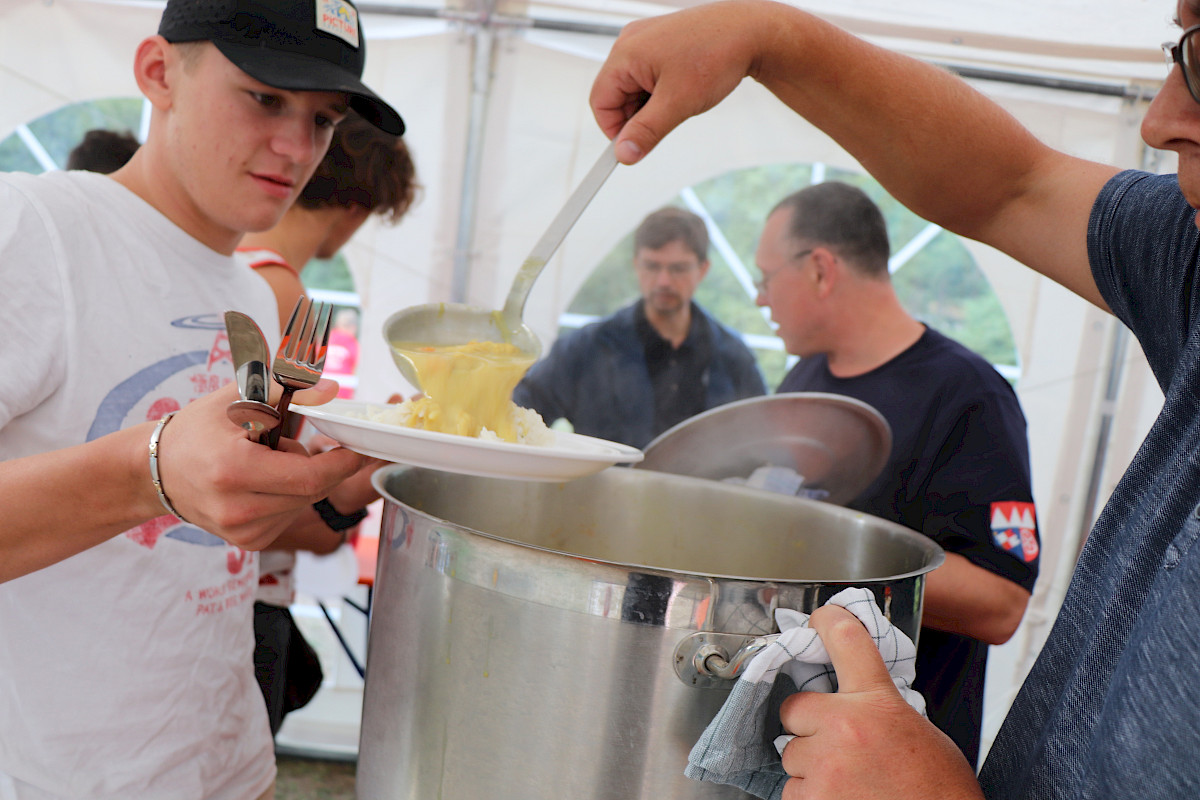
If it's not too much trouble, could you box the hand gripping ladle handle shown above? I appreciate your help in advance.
[499,140,619,327]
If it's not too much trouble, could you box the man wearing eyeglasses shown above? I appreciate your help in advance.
[513,205,765,448]
[590,0,1200,798]
[755,180,1037,771]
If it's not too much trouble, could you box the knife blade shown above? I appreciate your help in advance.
[224,310,281,444]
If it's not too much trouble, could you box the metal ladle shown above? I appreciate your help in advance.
[383,141,619,389]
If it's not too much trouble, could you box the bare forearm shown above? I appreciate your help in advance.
[0,382,368,584]
[265,456,383,554]
[594,0,1116,306]
[920,551,1031,645]
[747,3,1112,302]
[267,506,347,555]
[0,424,160,582]
[750,11,1032,229]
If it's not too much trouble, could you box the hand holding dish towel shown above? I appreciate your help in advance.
[684,586,926,799]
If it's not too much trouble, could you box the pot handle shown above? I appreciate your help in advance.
[672,631,781,689]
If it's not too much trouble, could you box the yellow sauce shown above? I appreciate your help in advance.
[389,340,535,442]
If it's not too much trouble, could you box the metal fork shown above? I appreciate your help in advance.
[267,297,333,449]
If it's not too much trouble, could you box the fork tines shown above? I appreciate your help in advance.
[280,297,333,373]
[267,297,334,449]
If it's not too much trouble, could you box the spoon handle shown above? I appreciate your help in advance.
[501,140,618,324]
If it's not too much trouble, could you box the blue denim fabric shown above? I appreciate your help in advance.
[979,170,1200,798]
[512,302,766,448]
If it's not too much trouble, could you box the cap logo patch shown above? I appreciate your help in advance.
[316,0,359,48]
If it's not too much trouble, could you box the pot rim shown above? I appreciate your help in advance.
[370,465,946,585]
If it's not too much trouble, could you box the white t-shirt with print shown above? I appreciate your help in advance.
[0,171,279,800]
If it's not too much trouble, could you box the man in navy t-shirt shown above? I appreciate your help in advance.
[757,181,1039,767]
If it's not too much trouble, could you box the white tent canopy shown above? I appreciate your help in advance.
[0,0,1182,758]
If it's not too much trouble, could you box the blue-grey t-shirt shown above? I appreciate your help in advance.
[979,170,1200,797]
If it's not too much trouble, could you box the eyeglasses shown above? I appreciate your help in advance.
[754,249,813,295]
[1163,24,1200,104]
[636,261,699,277]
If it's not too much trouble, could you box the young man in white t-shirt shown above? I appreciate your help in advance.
[0,1,404,797]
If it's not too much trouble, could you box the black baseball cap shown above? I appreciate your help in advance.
[158,0,404,135]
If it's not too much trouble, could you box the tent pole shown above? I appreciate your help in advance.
[358,4,1158,101]
[937,63,1155,100]
[450,21,497,304]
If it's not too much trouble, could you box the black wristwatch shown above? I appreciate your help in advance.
[313,498,368,532]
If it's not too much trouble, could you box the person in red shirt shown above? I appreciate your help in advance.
[324,308,361,398]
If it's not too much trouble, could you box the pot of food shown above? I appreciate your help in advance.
[359,466,943,799]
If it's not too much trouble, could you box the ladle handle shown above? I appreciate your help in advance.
[501,140,619,324]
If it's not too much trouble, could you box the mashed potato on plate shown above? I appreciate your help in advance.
[365,339,556,446]
[354,399,556,447]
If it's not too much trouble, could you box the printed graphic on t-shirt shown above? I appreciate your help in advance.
[184,566,258,616]
[85,313,256,614]
[990,501,1039,563]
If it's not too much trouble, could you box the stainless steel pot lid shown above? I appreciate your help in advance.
[635,392,891,506]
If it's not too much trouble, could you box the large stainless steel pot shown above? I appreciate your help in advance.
[361,466,943,799]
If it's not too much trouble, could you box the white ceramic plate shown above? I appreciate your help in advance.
[291,399,643,482]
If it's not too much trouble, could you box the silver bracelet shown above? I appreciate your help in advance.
[149,411,189,523]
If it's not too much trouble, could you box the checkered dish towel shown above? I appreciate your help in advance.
[684,586,926,800]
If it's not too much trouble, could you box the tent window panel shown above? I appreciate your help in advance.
[0,134,41,174]
[0,97,144,173]
[563,163,1019,391]
[891,232,1019,372]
